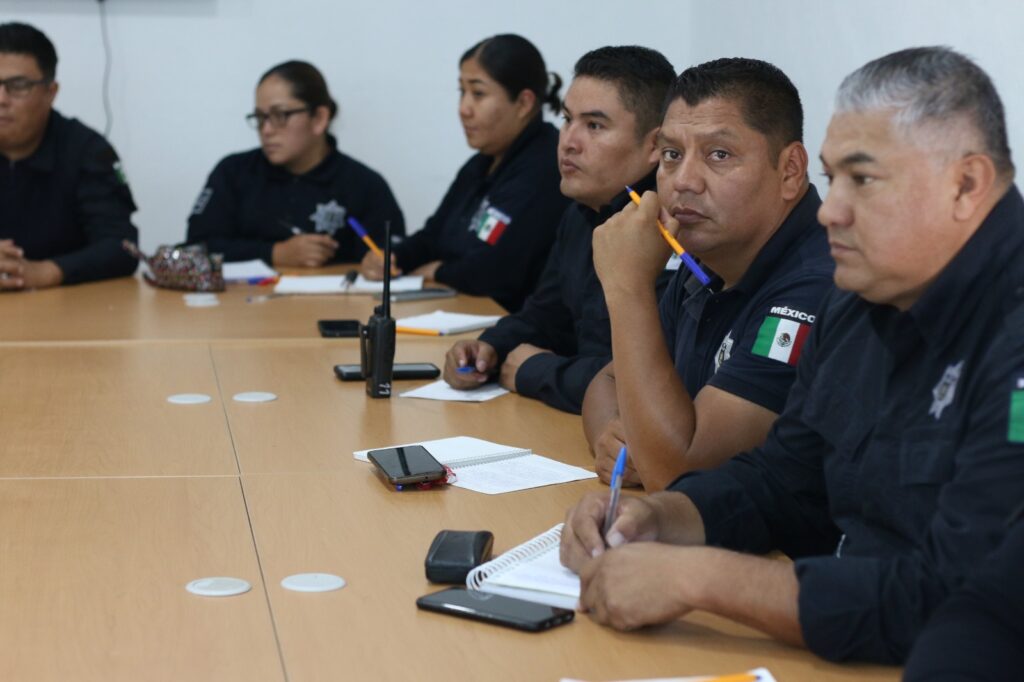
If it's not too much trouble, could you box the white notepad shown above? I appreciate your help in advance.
[466,524,579,609]
[352,436,597,495]
[221,259,278,282]
[395,310,502,335]
[274,274,423,295]
[399,380,508,402]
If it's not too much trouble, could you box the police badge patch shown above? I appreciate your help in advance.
[714,332,734,373]
[309,200,348,235]
[928,360,964,420]
[191,187,213,216]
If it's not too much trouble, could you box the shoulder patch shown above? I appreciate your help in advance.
[191,188,213,216]
[112,160,129,186]
[768,305,816,324]
[751,315,811,366]
[470,198,511,245]
[1009,374,1024,443]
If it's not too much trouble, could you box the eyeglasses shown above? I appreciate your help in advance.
[0,77,50,98]
[245,107,311,130]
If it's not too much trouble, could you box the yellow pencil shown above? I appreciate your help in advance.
[396,326,442,337]
[703,673,758,682]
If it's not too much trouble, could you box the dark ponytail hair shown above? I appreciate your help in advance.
[460,34,561,115]
[258,60,338,122]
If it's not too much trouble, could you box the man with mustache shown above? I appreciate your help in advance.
[442,46,676,414]
[561,47,1024,665]
[584,58,833,490]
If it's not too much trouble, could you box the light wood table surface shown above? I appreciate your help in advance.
[0,272,502,343]
[0,476,283,682]
[0,289,904,680]
[0,343,237,478]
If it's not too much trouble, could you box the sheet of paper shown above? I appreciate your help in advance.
[395,310,502,335]
[348,274,423,293]
[451,454,596,495]
[399,380,508,402]
[222,259,277,281]
[274,274,423,295]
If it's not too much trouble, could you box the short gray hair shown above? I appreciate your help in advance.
[836,46,1014,177]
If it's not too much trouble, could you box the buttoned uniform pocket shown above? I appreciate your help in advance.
[892,426,955,534]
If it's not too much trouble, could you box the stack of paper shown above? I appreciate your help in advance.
[274,274,423,295]
[395,310,502,335]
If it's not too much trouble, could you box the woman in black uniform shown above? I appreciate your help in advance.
[186,60,404,267]
[361,34,568,312]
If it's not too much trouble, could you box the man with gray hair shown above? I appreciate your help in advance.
[559,46,1024,664]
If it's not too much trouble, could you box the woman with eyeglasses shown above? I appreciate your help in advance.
[186,60,404,267]
[359,34,568,312]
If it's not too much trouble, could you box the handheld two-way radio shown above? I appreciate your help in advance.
[360,222,396,398]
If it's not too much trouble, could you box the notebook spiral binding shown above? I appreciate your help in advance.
[466,524,563,590]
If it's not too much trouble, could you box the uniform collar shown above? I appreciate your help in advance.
[483,114,546,179]
[731,184,823,294]
[906,184,1024,356]
[265,134,341,185]
[576,167,658,229]
[19,109,62,173]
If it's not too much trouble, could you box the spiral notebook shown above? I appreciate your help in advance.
[466,524,579,609]
[353,437,596,495]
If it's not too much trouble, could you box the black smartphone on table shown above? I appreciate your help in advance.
[368,445,446,487]
[416,587,574,632]
[334,363,440,381]
[318,319,361,338]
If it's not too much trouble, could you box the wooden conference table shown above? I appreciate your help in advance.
[0,274,901,682]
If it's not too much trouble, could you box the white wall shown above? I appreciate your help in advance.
[3,0,1023,251]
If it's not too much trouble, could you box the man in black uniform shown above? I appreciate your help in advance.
[903,509,1024,681]
[442,46,676,414]
[583,59,834,491]
[560,47,1024,664]
[0,22,137,290]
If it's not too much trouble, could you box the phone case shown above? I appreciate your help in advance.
[424,530,494,583]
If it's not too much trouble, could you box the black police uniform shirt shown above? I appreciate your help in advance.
[658,185,832,415]
[479,171,672,414]
[186,136,405,265]
[0,109,138,285]
[669,186,1024,664]
[903,511,1024,682]
[392,116,568,312]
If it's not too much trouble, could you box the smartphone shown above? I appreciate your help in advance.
[374,287,458,303]
[334,363,440,381]
[368,445,446,486]
[416,587,574,632]
[318,319,361,338]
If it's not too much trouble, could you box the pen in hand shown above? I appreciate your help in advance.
[603,445,628,542]
[625,185,712,287]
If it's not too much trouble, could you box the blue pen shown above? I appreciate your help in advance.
[603,445,628,539]
[456,366,474,374]
[625,186,712,287]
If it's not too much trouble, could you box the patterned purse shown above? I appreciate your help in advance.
[122,241,225,292]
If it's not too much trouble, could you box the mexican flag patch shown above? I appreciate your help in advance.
[1009,376,1024,443]
[472,203,511,245]
[752,315,811,366]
